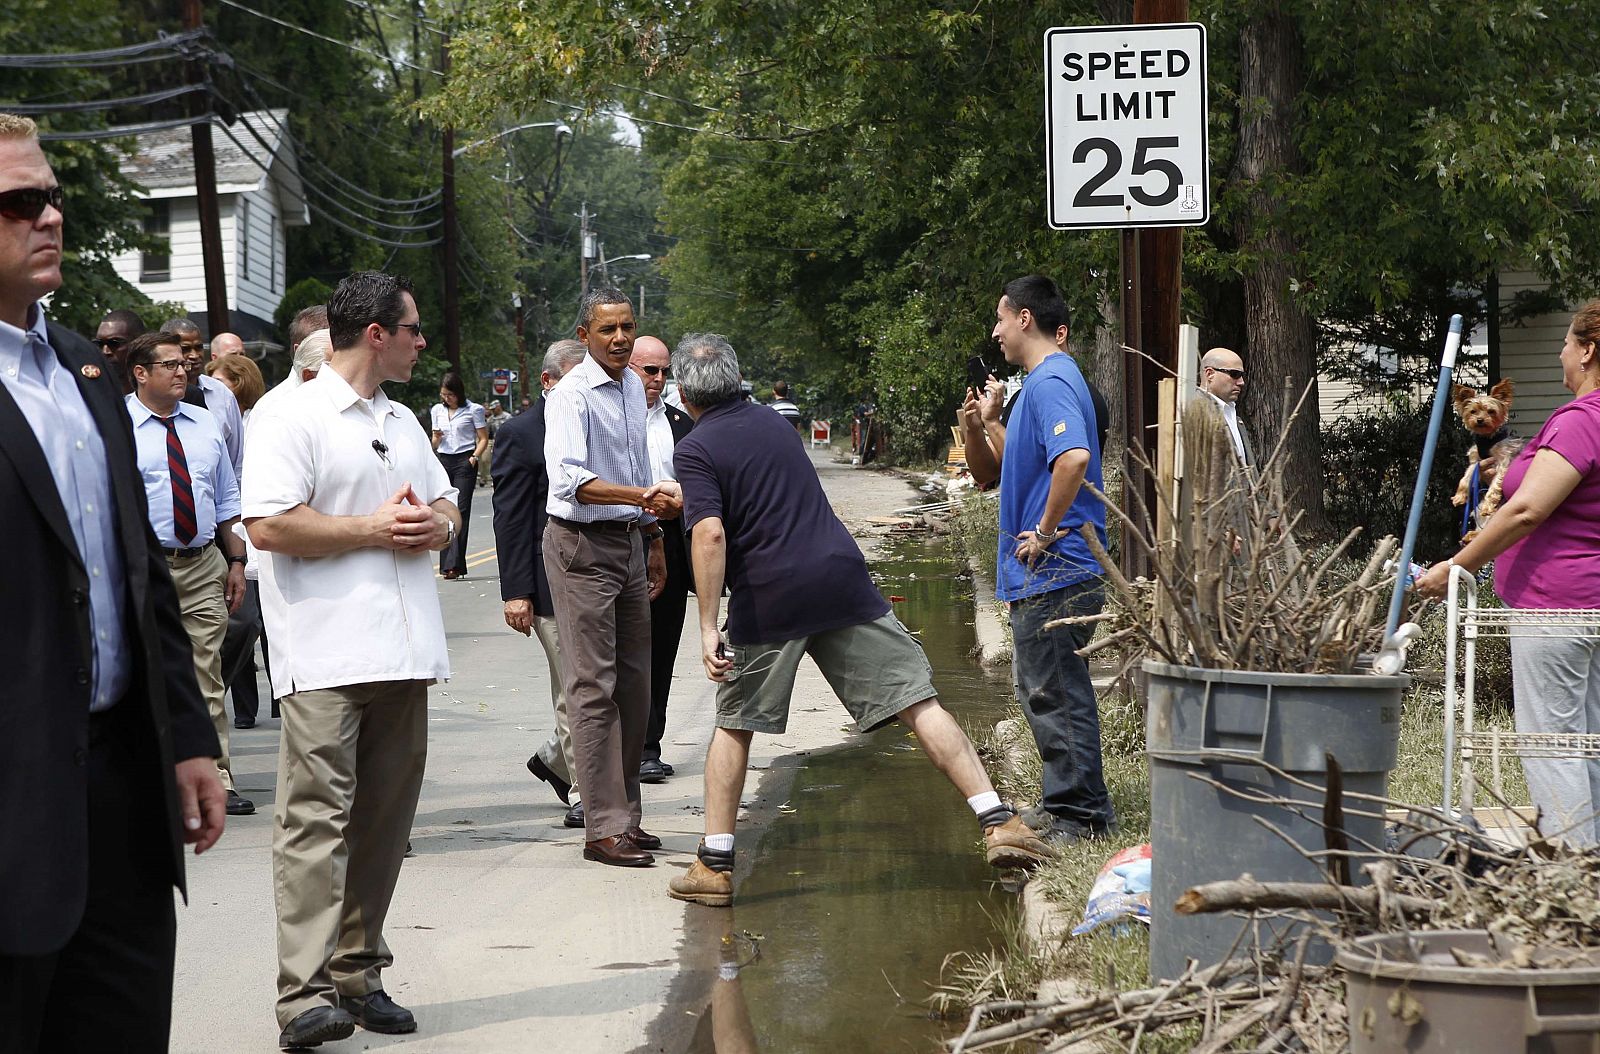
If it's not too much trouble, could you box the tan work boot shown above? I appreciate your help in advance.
[984,813,1057,870]
[669,857,734,907]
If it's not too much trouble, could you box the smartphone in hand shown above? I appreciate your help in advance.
[966,355,992,394]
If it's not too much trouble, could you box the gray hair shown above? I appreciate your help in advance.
[293,328,331,375]
[577,286,633,330]
[542,338,587,377]
[673,332,742,408]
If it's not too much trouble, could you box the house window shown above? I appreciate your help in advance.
[239,197,251,282]
[140,200,170,283]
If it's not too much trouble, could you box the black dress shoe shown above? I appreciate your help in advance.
[563,801,585,829]
[526,755,572,805]
[278,1005,356,1049]
[639,758,669,783]
[341,989,417,1034]
[234,715,257,729]
[584,834,654,867]
[226,790,256,816]
[660,761,675,777]
[628,826,662,851]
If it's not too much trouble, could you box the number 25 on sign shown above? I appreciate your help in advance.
[1044,23,1210,230]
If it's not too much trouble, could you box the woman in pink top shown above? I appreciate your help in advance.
[1419,299,1600,845]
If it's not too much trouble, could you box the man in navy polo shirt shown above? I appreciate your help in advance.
[991,275,1114,845]
[663,332,1053,907]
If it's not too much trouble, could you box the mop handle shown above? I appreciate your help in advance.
[1385,314,1463,639]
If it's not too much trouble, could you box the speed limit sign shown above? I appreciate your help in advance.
[1044,23,1209,230]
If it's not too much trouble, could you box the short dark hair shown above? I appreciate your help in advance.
[578,286,633,330]
[159,316,201,338]
[439,370,467,406]
[124,331,182,371]
[1002,275,1066,334]
[327,271,414,351]
[772,380,789,398]
[99,309,146,337]
[289,303,329,350]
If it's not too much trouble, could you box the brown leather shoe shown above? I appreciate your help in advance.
[584,834,654,867]
[628,826,662,850]
[668,858,734,906]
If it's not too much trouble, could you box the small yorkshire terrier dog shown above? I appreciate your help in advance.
[1460,436,1527,544]
[1451,378,1515,509]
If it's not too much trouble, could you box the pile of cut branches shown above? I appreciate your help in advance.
[948,771,1600,1053]
[1067,391,1407,677]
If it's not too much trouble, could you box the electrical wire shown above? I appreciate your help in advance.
[243,102,442,208]
[5,84,207,115]
[38,114,215,142]
[217,0,442,76]
[0,30,206,69]
[340,0,445,37]
[230,58,435,164]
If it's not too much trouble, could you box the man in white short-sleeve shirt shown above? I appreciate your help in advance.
[243,271,459,1049]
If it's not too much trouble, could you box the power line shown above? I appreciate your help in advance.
[0,30,207,69]
[39,114,215,142]
[217,0,442,76]
[4,84,207,115]
[230,58,434,165]
[340,0,445,37]
[244,103,442,209]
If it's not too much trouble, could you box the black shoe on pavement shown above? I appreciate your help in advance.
[234,715,256,729]
[661,761,675,776]
[639,758,669,784]
[564,801,585,829]
[340,989,417,1034]
[226,790,256,816]
[526,755,572,805]
[278,1005,356,1049]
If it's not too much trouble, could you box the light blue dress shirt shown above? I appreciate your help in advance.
[197,372,244,479]
[0,304,130,712]
[543,353,656,524]
[125,394,241,547]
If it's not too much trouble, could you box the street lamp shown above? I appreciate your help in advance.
[452,120,573,157]
[602,253,652,267]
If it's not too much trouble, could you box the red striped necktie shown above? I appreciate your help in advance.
[158,416,198,545]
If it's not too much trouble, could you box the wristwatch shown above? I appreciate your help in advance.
[1034,523,1062,543]
[643,525,665,541]
[444,518,457,546]
[226,554,247,565]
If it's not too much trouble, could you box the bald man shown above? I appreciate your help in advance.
[629,335,694,782]
[1198,347,1251,465]
[209,332,245,360]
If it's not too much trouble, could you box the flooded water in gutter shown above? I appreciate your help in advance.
[666,537,1020,1054]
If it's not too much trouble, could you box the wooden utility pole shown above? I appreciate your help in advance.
[439,32,461,370]
[513,292,528,405]
[578,202,592,299]
[182,0,229,336]
[1119,0,1188,581]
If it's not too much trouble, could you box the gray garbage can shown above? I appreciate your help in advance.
[1145,660,1406,981]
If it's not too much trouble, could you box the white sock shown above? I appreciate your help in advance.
[705,833,735,853]
[967,791,1003,816]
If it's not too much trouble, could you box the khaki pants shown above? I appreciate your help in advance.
[168,547,232,791]
[542,520,650,841]
[272,680,428,1026]
[531,614,578,793]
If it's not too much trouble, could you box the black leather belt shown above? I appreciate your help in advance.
[163,545,210,559]
[549,515,643,533]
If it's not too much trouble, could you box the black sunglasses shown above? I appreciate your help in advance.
[0,185,64,222]
[92,336,128,350]
[638,364,670,377]
[1208,367,1246,380]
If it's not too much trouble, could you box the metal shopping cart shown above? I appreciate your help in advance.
[1442,563,1600,841]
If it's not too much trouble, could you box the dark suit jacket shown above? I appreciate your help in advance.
[492,396,557,616]
[660,403,694,593]
[0,322,219,956]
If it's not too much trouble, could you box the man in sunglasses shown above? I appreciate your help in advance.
[628,334,694,784]
[160,316,244,479]
[0,111,226,1053]
[1197,346,1252,465]
[93,308,145,394]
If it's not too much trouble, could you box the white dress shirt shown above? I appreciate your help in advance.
[242,367,459,697]
[543,354,655,523]
[430,400,486,454]
[1202,389,1248,464]
[644,398,676,484]
[125,394,240,547]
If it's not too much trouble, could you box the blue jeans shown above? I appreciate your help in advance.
[1010,580,1114,831]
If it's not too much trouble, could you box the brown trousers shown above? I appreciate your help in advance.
[542,520,651,841]
[272,680,428,1027]
[167,546,233,791]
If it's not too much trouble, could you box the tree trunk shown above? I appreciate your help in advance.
[1234,2,1324,529]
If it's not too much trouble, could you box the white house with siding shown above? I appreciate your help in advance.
[1494,268,1577,433]
[111,110,308,356]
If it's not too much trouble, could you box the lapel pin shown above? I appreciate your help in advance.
[80,363,102,379]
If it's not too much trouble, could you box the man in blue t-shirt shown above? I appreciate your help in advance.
[992,274,1114,843]
[662,332,1054,907]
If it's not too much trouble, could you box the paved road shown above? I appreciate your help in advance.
[169,445,915,1053]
